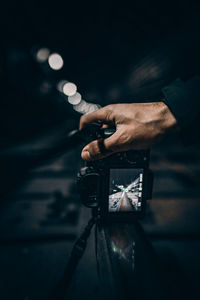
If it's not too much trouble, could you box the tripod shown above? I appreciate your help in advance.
[48,208,99,300]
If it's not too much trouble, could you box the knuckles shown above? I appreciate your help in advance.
[103,107,114,122]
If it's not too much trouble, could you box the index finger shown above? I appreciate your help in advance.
[79,106,114,130]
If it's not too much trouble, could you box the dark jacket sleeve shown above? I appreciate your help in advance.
[162,77,200,145]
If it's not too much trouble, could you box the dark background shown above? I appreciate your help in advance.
[0,1,200,299]
[1,0,200,143]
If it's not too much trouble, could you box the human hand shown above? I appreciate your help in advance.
[79,102,178,161]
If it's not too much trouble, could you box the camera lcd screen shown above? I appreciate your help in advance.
[109,168,144,212]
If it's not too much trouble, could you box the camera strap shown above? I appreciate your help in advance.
[48,215,97,300]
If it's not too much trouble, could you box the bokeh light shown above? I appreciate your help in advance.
[57,80,67,92]
[86,103,100,113]
[68,92,82,105]
[73,100,100,114]
[36,48,50,62]
[63,82,77,96]
[48,53,64,70]
[73,100,88,113]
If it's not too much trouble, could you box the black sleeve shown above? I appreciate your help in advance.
[162,77,200,145]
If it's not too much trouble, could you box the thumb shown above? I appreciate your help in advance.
[81,131,123,161]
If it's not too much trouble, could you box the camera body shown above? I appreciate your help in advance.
[77,149,153,222]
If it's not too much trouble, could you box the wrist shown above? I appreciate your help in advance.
[159,101,180,133]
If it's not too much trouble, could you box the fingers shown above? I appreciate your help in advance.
[101,123,109,129]
[79,106,114,130]
[81,139,110,161]
[81,131,126,161]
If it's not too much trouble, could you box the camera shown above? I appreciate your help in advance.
[77,124,153,221]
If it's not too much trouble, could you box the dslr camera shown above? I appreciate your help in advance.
[77,124,153,222]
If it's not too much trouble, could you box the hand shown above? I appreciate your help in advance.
[79,102,178,161]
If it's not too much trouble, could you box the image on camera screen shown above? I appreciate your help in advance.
[109,168,143,212]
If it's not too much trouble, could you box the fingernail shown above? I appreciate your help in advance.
[81,150,91,161]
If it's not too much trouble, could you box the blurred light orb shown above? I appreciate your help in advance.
[36,48,50,62]
[57,80,67,92]
[86,103,100,113]
[73,101,100,114]
[68,92,81,105]
[63,82,77,96]
[48,53,64,70]
[73,100,87,113]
